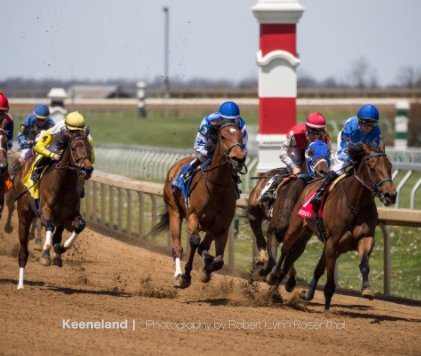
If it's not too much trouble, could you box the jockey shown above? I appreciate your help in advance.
[0,92,14,149]
[179,101,248,184]
[16,104,55,162]
[259,112,331,202]
[310,104,382,209]
[30,112,95,196]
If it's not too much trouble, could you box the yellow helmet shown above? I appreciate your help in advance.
[65,111,85,130]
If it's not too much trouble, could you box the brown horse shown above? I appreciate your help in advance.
[16,129,94,289]
[266,142,397,310]
[152,122,246,288]
[248,139,330,278]
[0,128,8,217]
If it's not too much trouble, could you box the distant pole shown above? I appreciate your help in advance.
[137,81,147,118]
[163,6,170,99]
[394,100,409,149]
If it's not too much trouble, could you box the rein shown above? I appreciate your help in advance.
[353,152,393,195]
[202,124,247,188]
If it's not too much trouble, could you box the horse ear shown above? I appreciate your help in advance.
[361,142,371,154]
[379,139,385,152]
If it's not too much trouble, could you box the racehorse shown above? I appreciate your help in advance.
[0,128,8,218]
[15,128,94,289]
[4,124,42,235]
[248,140,330,278]
[151,122,246,288]
[266,141,397,310]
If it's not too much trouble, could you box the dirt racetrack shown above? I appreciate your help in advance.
[1,213,421,356]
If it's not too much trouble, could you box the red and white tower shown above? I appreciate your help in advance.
[251,0,304,172]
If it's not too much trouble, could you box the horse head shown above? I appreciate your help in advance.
[357,141,397,206]
[305,140,330,177]
[65,128,94,180]
[215,122,246,173]
[0,128,8,174]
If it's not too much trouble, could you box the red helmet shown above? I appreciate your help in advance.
[306,112,326,129]
[0,92,9,111]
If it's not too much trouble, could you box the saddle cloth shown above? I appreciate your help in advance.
[297,173,348,219]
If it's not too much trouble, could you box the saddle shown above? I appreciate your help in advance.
[22,156,50,200]
[297,172,349,220]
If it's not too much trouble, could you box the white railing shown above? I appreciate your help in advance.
[94,144,421,206]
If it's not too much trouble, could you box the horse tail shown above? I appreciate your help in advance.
[146,209,170,237]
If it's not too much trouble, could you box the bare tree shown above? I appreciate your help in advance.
[348,57,378,88]
[396,66,421,88]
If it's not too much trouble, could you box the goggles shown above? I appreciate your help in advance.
[358,119,377,128]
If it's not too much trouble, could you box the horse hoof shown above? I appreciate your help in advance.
[299,289,315,301]
[200,269,211,283]
[258,267,269,277]
[285,277,297,293]
[178,274,191,289]
[52,257,63,268]
[362,288,375,300]
[54,243,67,255]
[39,256,52,266]
[4,224,13,233]
[174,273,182,280]
[266,272,279,286]
[17,285,24,290]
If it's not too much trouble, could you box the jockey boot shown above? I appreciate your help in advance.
[182,157,201,185]
[310,171,338,208]
[30,156,51,183]
[258,174,282,202]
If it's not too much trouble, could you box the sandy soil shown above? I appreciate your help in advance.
[1,213,421,356]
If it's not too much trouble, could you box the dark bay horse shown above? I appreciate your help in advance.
[266,142,397,310]
[0,128,8,217]
[153,122,246,288]
[248,140,330,277]
[15,129,93,289]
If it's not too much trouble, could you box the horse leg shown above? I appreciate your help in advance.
[168,211,183,281]
[285,265,297,292]
[179,213,200,288]
[248,206,267,267]
[198,233,215,283]
[204,230,228,277]
[34,218,43,249]
[300,249,326,301]
[358,236,375,300]
[52,225,65,267]
[54,216,85,254]
[4,190,15,233]
[323,238,339,311]
[39,225,54,266]
[17,209,33,289]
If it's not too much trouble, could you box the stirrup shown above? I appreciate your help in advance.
[31,172,41,183]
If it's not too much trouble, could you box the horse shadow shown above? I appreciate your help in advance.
[305,300,421,323]
[0,278,131,298]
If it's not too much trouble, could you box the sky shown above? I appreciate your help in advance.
[3,0,421,86]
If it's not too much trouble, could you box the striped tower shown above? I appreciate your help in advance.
[251,0,304,172]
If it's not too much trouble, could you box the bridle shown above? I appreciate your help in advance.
[56,134,92,178]
[203,123,247,174]
[353,152,393,196]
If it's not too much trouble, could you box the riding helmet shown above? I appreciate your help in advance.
[34,104,50,119]
[65,111,85,130]
[357,104,379,122]
[306,112,327,129]
[0,92,9,111]
[219,101,240,120]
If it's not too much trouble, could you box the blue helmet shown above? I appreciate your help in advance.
[34,104,50,119]
[357,104,379,122]
[219,101,240,120]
